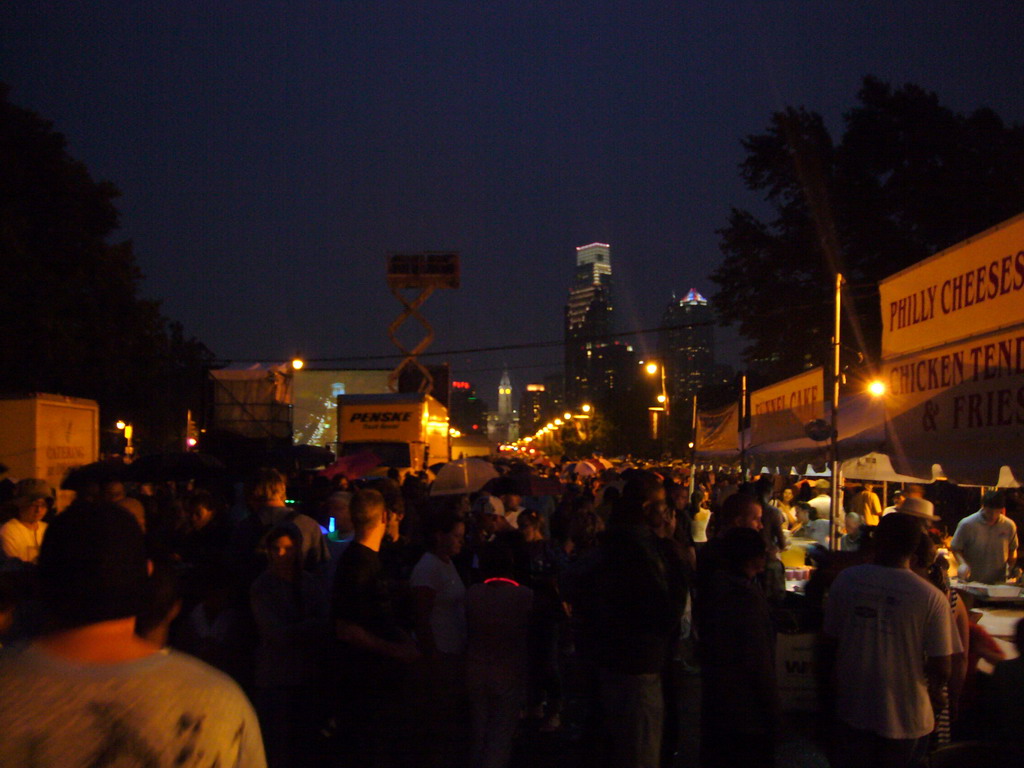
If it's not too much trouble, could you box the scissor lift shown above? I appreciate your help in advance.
[385,252,460,393]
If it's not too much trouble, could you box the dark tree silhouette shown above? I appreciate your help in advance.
[712,76,1024,382]
[0,84,213,452]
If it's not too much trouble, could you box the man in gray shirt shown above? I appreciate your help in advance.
[952,490,1018,584]
[0,502,266,768]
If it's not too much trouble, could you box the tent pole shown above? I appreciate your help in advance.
[689,394,698,500]
[830,273,844,550]
[740,374,748,481]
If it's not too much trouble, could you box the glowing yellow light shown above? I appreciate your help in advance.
[116,420,127,430]
[582,404,592,413]
[657,394,666,403]
[868,380,886,397]
[646,362,659,375]
[563,412,572,420]
[554,419,563,426]
[186,437,198,447]
[291,358,304,370]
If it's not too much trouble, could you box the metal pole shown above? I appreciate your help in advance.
[689,394,698,500]
[830,272,843,550]
[740,374,748,480]
[664,367,670,457]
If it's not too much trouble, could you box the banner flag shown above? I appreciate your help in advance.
[750,368,824,447]
[695,403,740,453]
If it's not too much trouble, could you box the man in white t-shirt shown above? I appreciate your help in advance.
[0,479,52,564]
[823,513,957,768]
[881,490,905,518]
[0,502,266,768]
[807,479,832,522]
[951,490,1018,584]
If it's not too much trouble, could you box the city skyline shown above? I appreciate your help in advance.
[4,3,1023,400]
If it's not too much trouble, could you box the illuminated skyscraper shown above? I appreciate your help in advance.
[659,288,715,400]
[564,243,615,406]
[518,384,547,436]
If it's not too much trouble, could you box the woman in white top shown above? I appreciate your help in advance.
[771,486,799,529]
[1,479,52,564]
[410,506,468,767]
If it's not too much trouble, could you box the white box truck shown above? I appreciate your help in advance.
[337,393,450,473]
[0,393,100,510]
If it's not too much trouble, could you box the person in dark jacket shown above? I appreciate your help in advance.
[589,472,686,768]
[699,526,780,768]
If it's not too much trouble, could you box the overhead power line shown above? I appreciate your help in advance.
[214,320,718,366]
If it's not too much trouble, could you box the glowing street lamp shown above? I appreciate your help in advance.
[581,404,592,413]
[644,361,670,416]
[867,379,886,397]
[291,358,304,370]
[116,420,135,461]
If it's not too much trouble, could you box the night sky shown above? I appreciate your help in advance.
[4,2,1024,403]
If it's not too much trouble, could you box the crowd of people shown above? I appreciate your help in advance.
[0,460,1021,768]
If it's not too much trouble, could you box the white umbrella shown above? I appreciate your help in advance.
[429,457,499,496]
[564,460,599,478]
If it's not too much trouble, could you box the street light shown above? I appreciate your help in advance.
[581,404,592,414]
[644,361,670,455]
[643,362,670,415]
[291,358,304,371]
[116,421,134,462]
[867,379,886,397]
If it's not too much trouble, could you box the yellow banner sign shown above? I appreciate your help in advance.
[880,213,1024,359]
[750,368,824,446]
[883,326,1024,484]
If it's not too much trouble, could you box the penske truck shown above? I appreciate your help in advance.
[337,392,450,473]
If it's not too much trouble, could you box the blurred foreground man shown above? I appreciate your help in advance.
[0,502,266,768]
[823,513,957,768]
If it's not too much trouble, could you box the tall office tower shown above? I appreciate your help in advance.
[449,380,488,435]
[659,288,715,401]
[564,242,614,407]
[518,384,546,436]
